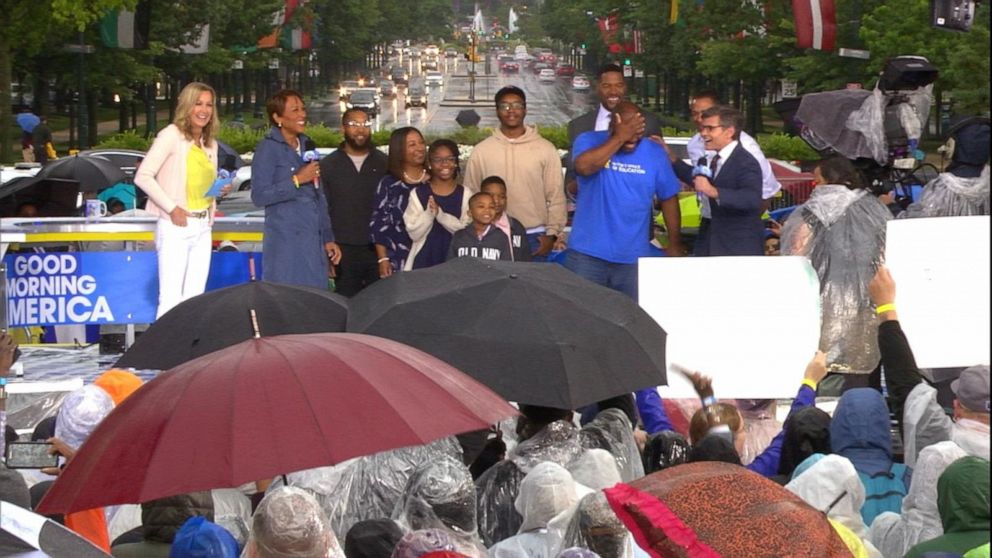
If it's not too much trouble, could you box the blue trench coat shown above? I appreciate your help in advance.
[251,127,335,289]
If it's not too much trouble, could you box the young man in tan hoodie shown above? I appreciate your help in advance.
[463,86,566,261]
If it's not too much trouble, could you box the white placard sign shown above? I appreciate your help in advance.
[885,216,990,368]
[638,256,821,398]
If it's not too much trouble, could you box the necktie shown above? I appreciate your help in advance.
[709,153,721,176]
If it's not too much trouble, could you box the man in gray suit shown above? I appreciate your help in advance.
[565,63,661,197]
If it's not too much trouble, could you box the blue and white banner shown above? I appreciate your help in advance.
[4,252,262,326]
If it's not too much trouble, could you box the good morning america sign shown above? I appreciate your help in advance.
[3,252,260,326]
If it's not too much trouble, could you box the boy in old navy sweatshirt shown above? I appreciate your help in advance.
[447,192,513,262]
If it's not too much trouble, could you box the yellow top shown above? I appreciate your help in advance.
[185,145,216,211]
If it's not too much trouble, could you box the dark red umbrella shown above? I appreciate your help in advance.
[37,333,517,515]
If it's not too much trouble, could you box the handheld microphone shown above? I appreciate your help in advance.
[302,138,320,188]
[218,169,231,180]
[692,156,713,180]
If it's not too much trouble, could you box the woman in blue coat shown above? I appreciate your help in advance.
[251,90,341,289]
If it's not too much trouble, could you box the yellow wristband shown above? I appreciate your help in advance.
[801,378,818,391]
[875,303,896,315]
[292,174,300,188]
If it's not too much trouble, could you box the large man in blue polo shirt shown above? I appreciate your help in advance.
[567,101,683,301]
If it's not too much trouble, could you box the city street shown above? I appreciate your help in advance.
[310,54,596,135]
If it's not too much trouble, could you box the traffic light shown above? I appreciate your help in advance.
[580,43,586,49]
[624,58,631,65]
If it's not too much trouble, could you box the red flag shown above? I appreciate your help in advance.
[792,0,836,51]
[597,13,620,46]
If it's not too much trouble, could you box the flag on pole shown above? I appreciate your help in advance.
[180,25,210,54]
[100,3,151,49]
[670,0,680,24]
[633,29,643,54]
[792,0,836,50]
[508,7,519,33]
[597,13,620,46]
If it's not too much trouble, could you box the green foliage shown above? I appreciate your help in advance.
[538,125,569,149]
[371,130,393,146]
[94,130,152,150]
[756,133,820,162]
[217,126,265,154]
[304,124,343,148]
[440,126,494,146]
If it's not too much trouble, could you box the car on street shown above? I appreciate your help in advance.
[445,48,458,58]
[556,64,575,77]
[406,80,428,108]
[421,58,438,71]
[532,62,550,75]
[571,75,591,91]
[347,88,379,116]
[514,51,531,62]
[425,71,444,86]
[500,61,519,73]
[538,68,557,83]
[379,80,396,98]
[339,80,361,100]
[425,44,440,57]
[390,67,408,85]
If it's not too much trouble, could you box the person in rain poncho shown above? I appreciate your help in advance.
[559,492,645,558]
[774,406,832,484]
[577,409,645,483]
[903,116,990,218]
[393,455,485,558]
[870,441,969,558]
[245,486,344,558]
[476,411,584,547]
[390,529,458,558]
[781,155,892,378]
[489,462,585,558]
[46,385,116,552]
[276,438,462,538]
[905,457,990,558]
[345,519,405,558]
[641,432,690,475]
[786,454,882,558]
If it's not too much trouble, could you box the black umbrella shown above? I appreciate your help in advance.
[35,155,125,192]
[217,140,245,171]
[116,281,349,370]
[0,176,80,217]
[347,257,667,409]
[456,109,481,128]
[0,501,110,557]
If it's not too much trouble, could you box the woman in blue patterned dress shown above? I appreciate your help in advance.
[370,127,428,276]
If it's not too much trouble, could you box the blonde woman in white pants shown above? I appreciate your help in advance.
[135,82,231,318]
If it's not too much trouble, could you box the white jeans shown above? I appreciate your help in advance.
[155,216,212,318]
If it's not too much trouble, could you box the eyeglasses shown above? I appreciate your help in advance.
[497,102,526,112]
[429,156,458,165]
[700,125,725,133]
[345,121,373,128]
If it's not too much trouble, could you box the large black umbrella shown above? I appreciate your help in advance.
[0,176,79,217]
[35,155,125,192]
[116,281,349,370]
[347,257,667,409]
[455,109,481,128]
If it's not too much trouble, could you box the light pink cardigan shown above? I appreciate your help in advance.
[134,124,219,218]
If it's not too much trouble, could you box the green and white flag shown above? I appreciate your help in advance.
[100,3,150,49]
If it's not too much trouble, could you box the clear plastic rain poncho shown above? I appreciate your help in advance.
[476,420,584,547]
[393,455,485,558]
[390,529,457,558]
[566,449,621,491]
[277,437,462,537]
[781,185,892,373]
[247,486,345,558]
[868,441,969,558]
[903,165,990,218]
[558,492,635,558]
[578,409,644,483]
[489,462,585,558]
[785,454,881,558]
[54,384,114,450]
